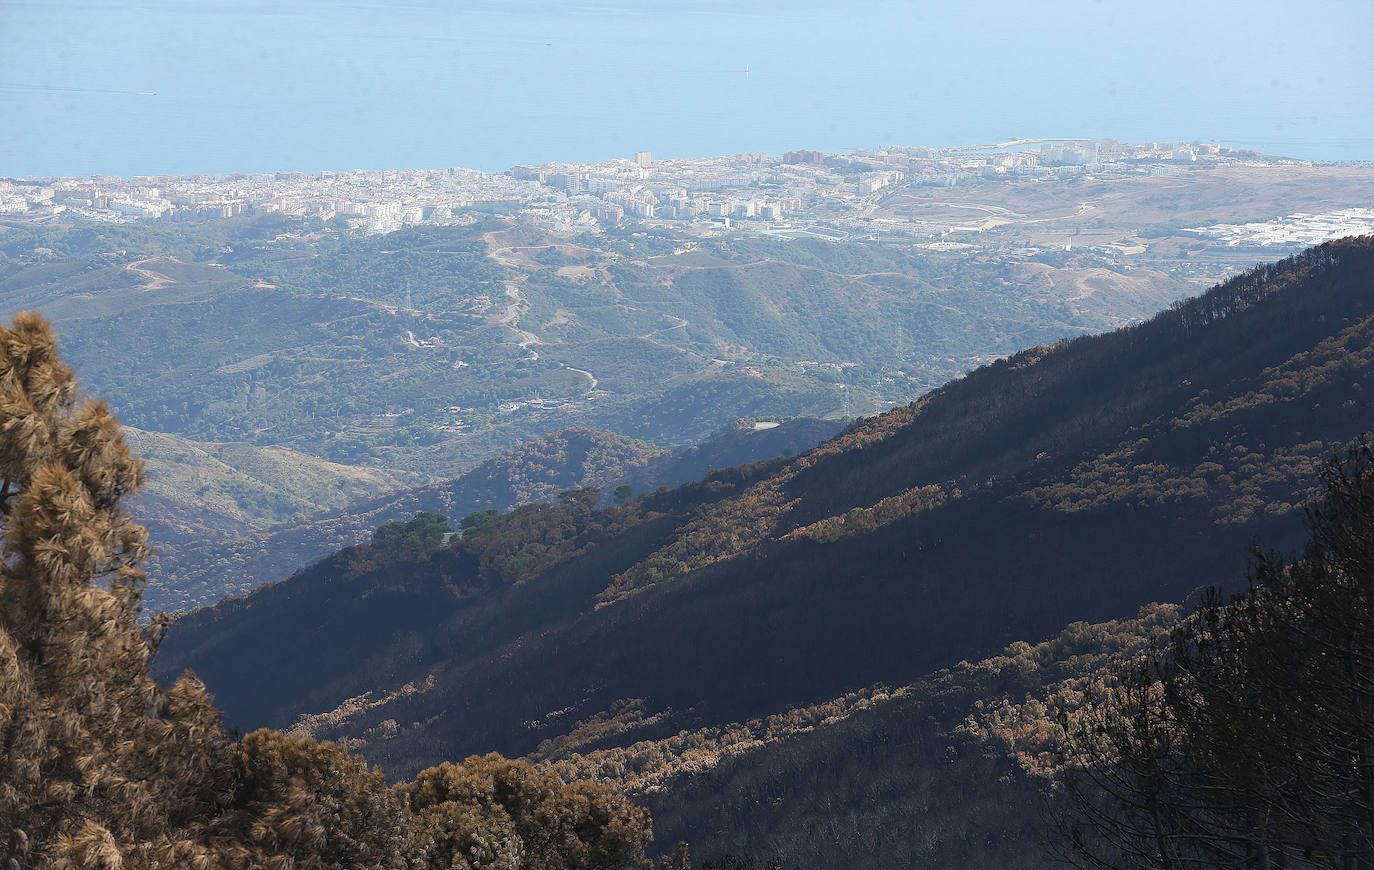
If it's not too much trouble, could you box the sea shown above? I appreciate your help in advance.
[1,0,1372,178]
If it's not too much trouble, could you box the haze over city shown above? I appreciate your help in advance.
[3,0,1373,177]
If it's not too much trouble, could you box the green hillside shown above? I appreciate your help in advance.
[145,427,661,609]
[0,216,1188,480]
[128,427,419,527]
[145,419,841,611]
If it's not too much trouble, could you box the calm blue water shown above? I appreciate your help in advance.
[2,0,1372,177]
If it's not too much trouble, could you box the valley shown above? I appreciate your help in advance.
[158,238,1374,864]
[4,151,1374,866]
[9,161,1371,489]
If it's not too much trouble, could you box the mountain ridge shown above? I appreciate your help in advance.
[162,237,1374,818]
[148,417,844,610]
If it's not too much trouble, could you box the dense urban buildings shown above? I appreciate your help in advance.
[4,138,1365,247]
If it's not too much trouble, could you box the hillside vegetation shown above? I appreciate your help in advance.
[127,428,421,599]
[162,233,1374,837]
[0,216,1187,480]
[128,427,418,527]
[144,419,841,610]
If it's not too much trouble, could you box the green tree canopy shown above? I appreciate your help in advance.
[373,511,453,555]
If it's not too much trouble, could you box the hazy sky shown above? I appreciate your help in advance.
[2,0,1372,176]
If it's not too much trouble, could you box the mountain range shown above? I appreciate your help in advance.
[160,236,1374,864]
[0,216,1188,481]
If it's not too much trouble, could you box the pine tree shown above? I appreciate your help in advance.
[0,311,235,867]
[0,313,660,868]
[402,753,652,870]
[1057,440,1374,869]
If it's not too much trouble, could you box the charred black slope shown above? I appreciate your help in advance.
[163,238,1374,781]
